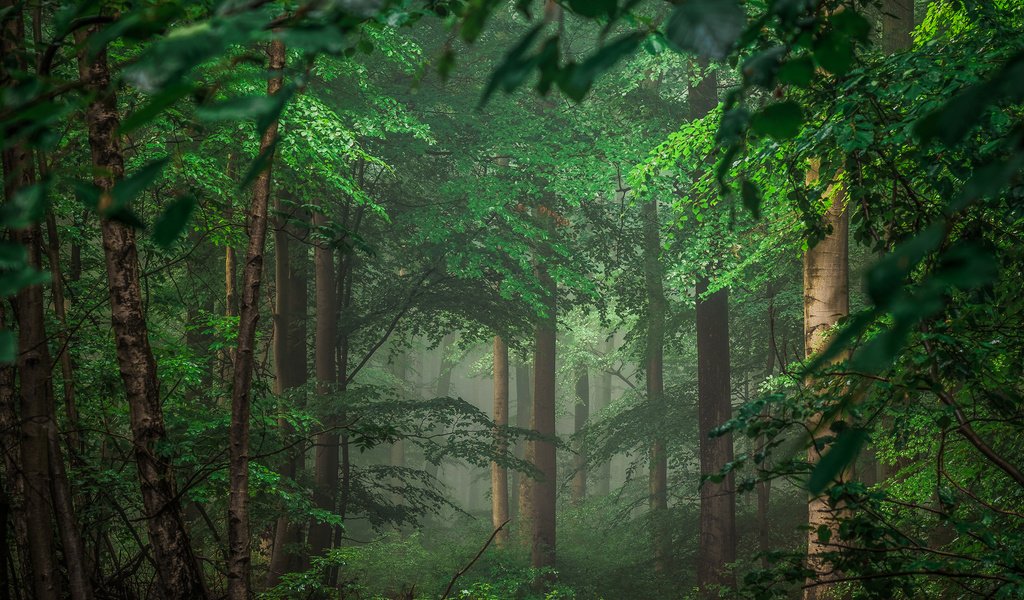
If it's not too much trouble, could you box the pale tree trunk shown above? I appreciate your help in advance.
[642,197,670,573]
[757,293,778,567]
[308,207,339,557]
[514,363,532,525]
[571,368,589,504]
[691,61,737,598]
[803,159,850,600]
[595,338,612,496]
[226,39,286,600]
[75,24,209,600]
[491,336,510,547]
[530,209,557,572]
[266,203,308,587]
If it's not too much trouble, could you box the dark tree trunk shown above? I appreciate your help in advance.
[571,369,588,505]
[267,202,308,587]
[695,280,736,597]
[491,336,510,547]
[75,24,209,600]
[530,210,557,572]
[308,207,339,557]
[641,197,670,573]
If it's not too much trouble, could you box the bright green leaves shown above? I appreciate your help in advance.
[807,427,869,495]
[750,101,804,141]
[197,83,297,138]
[120,83,196,135]
[665,0,746,60]
[153,195,197,249]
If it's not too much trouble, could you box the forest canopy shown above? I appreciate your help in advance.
[2,0,1024,599]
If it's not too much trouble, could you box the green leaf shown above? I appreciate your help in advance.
[831,10,871,41]
[665,0,745,59]
[482,24,544,104]
[120,82,194,134]
[807,427,869,495]
[111,158,169,213]
[866,223,945,307]
[0,330,14,364]
[569,0,616,18]
[742,47,785,88]
[0,241,27,269]
[777,55,815,87]
[152,195,197,248]
[814,29,854,75]
[741,179,762,219]
[559,32,645,102]
[750,101,803,141]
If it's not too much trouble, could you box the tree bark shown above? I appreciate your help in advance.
[881,0,914,54]
[802,159,850,600]
[226,39,286,600]
[491,336,510,548]
[308,207,339,557]
[266,200,308,587]
[571,368,588,504]
[690,60,737,598]
[641,197,670,573]
[595,339,613,496]
[530,210,557,572]
[75,24,209,600]
[514,363,532,525]
[695,279,736,597]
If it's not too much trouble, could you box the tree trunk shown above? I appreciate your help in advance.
[0,304,28,600]
[267,201,308,587]
[690,60,736,598]
[226,39,286,600]
[308,207,339,557]
[571,368,588,504]
[802,159,850,600]
[44,210,82,458]
[514,363,532,525]
[491,336,510,547]
[75,25,209,600]
[757,296,777,567]
[641,197,670,573]
[595,339,612,496]
[881,0,914,54]
[530,211,557,572]
[695,279,736,597]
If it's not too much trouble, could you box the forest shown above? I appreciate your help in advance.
[2,0,1023,598]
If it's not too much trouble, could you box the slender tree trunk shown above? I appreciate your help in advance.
[46,422,92,600]
[43,210,81,458]
[0,304,28,600]
[491,336,510,547]
[690,61,736,597]
[802,159,850,600]
[308,208,339,557]
[514,363,532,525]
[227,39,286,600]
[530,210,557,572]
[757,296,777,567]
[75,25,209,600]
[267,204,308,587]
[595,339,612,496]
[641,197,670,573]
[571,368,589,504]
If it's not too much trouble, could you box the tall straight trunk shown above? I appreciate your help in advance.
[641,197,670,573]
[595,338,613,496]
[2,9,60,598]
[571,369,589,504]
[514,363,532,523]
[691,61,736,597]
[227,39,286,600]
[695,279,736,596]
[44,210,81,457]
[266,181,308,586]
[757,296,777,567]
[491,336,510,547]
[802,159,850,600]
[881,0,914,54]
[46,422,92,600]
[75,25,209,600]
[308,209,339,557]
[530,210,557,571]
[0,304,28,600]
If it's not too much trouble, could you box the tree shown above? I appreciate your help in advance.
[491,335,510,547]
